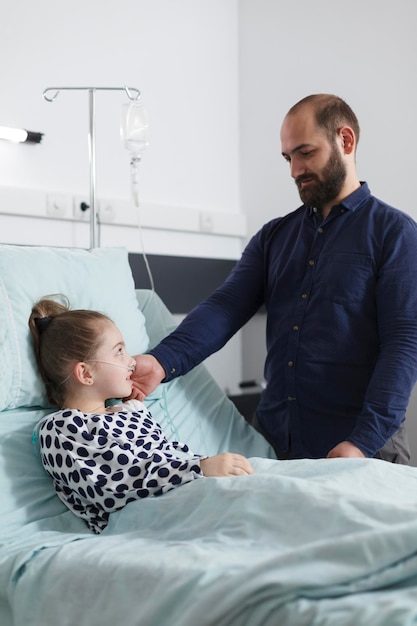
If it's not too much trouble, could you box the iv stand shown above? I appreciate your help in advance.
[42,86,141,249]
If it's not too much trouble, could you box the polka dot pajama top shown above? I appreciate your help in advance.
[38,399,204,533]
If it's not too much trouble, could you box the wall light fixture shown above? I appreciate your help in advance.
[0,125,43,144]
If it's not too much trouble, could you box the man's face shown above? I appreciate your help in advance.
[295,141,346,209]
[280,108,347,210]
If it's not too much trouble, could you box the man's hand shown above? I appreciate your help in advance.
[200,453,254,477]
[327,441,366,459]
[127,354,166,401]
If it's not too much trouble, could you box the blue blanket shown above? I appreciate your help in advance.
[5,456,417,625]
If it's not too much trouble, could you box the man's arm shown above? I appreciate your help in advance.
[132,230,268,397]
[347,216,417,456]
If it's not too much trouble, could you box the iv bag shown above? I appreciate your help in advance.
[120,100,149,157]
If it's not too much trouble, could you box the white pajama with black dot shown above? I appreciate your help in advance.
[39,399,204,533]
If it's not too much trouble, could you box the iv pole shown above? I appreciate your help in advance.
[42,86,141,249]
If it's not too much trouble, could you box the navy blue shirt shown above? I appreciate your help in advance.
[150,183,417,459]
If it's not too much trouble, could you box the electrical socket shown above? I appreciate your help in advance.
[199,212,214,233]
[73,196,91,222]
[46,194,72,219]
[99,200,115,223]
[73,196,115,224]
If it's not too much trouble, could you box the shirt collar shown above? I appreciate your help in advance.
[307,182,370,216]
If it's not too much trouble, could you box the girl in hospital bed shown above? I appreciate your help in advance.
[29,297,253,533]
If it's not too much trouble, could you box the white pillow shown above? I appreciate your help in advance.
[0,245,149,411]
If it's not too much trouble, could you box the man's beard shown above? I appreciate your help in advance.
[295,144,346,210]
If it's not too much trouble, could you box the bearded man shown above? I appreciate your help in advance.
[131,94,417,463]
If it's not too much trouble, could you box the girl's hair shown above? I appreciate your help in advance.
[28,296,112,407]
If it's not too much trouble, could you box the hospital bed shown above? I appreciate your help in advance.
[1,244,417,626]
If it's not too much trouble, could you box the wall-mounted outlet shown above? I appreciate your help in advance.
[99,200,115,223]
[46,194,72,219]
[200,212,214,233]
[73,196,91,222]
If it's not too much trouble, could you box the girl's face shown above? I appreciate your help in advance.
[89,321,136,400]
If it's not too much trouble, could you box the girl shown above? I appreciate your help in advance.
[29,297,253,533]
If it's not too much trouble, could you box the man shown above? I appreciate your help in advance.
[132,94,417,463]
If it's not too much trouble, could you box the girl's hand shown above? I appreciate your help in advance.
[200,453,254,477]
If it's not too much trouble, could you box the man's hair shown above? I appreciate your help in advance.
[288,94,360,146]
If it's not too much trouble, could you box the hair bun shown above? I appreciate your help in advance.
[34,316,52,334]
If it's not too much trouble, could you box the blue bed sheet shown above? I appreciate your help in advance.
[4,456,417,625]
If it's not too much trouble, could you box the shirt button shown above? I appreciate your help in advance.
[170,368,176,374]
[301,293,308,299]
[318,227,324,234]
[293,325,299,331]
[313,207,318,213]
[308,259,315,266]
[288,361,294,367]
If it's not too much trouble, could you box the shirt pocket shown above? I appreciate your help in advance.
[318,252,374,304]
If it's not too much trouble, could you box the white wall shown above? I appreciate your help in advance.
[0,0,245,256]
[0,0,240,214]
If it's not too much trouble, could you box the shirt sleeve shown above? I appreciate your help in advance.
[347,214,417,455]
[149,226,270,380]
